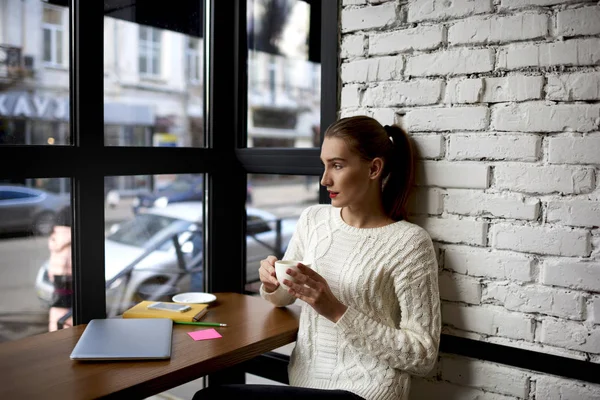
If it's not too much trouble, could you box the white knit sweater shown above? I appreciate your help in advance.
[260,204,441,400]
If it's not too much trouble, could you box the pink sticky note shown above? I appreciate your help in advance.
[188,328,222,341]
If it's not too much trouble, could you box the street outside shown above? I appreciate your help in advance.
[0,180,319,344]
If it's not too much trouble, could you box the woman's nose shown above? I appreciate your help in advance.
[320,171,330,187]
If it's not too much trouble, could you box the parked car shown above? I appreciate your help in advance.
[132,176,253,214]
[35,201,298,316]
[0,185,70,236]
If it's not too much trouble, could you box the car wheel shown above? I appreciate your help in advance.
[34,211,56,236]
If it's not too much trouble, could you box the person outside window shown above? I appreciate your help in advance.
[47,205,73,332]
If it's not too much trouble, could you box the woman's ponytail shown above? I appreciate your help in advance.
[381,124,415,221]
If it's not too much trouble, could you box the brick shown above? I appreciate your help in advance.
[446,189,540,220]
[556,6,600,37]
[410,378,517,400]
[362,80,442,106]
[369,26,443,55]
[369,108,396,125]
[407,187,444,215]
[416,161,490,189]
[493,223,590,257]
[341,34,366,58]
[342,2,397,33]
[441,357,530,398]
[408,0,493,22]
[535,375,600,400]
[444,246,534,281]
[444,78,483,104]
[340,84,362,108]
[483,283,585,320]
[405,107,490,131]
[547,200,600,228]
[547,73,600,101]
[542,260,600,292]
[411,216,488,246]
[448,13,547,45]
[343,0,367,5]
[448,134,540,161]
[411,135,444,159]
[442,303,535,341]
[439,271,482,304]
[540,318,600,354]
[547,136,600,164]
[341,56,404,83]
[494,164,595,195]
[500,0,580,9]
[497,39,600,70]
[406,48,494,76]
[446,76,544,104]
[592,296,600,325]
[492,103,600,133]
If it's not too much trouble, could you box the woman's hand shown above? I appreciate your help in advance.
[284,264,348,323]
[259,255,280,293]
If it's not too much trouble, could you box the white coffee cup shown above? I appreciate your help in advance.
[274,260,311,290]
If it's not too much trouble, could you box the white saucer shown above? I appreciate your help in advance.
[172,292,217,304]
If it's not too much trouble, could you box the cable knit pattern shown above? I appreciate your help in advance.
[260,204,441,400]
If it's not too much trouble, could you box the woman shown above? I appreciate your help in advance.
[47,205,73,331]
[194,116,441,400]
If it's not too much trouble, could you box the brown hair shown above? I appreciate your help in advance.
[324,115,415,221]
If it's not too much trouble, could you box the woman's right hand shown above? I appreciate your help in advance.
[259,255,280,293]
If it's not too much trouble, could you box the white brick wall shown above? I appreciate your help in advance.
[339,0,600,397]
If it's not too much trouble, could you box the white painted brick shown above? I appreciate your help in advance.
[556,6,600,37]
[444,78,483,104]
[547,73,600,101]
[487,335,590,361]
[369,26,443,55]
[494,164,595,195]
[439,271,482,304]
[547,200,600,228]
[369,108,396,125]
[341,56,404,83]
[446,189,540,220]
[592,296,600,325]
[362,80,442,106]
[448,13,548,45]
[411,135,444,159]
[341,33,366,59]
[411,216,488,246]
[448,134,540,161]
[416,161,490,189]
[493,223,590,257]
[408,0,493,22]
[497,38,600,70]
[339,108,369,119]
[540,318,600,353]
[407,187,444,215]
[483,282,585,320]
[405,107,490,132]
[548,136,600,164]
[444,246,534,281]
[340,84,362,108]
[343,0,367,5]
[341,2,397,33]
[482,76,544,103]
[441,357,530,398]
[535,375,600,400]
[410,378,517,400]
[500,0,581,9]
[406,48,495,76]
[542,260,600,292]
[492,103,600,133]
[442,303,535,340]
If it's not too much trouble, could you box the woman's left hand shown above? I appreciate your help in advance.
[284,264,348,323]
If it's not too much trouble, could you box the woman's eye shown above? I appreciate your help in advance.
[334,164,342,170]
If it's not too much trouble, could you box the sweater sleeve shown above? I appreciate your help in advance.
[335,231,441,376]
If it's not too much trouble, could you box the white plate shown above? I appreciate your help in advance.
[172,292,217,304]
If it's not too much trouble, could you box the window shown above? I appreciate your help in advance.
[42,5,64,66]
[186,37,201,83]
[138,26,161,76]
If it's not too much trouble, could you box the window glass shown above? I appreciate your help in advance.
[0,1,70,145]
[104,2,205,147]
[247,0,321,148]
[0,178,71,341]
[244,173,320,293]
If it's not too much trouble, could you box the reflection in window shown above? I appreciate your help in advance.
[186,37,201,83]
[247,0,321,148]
[138,26,162,76]
[42,5,64,66]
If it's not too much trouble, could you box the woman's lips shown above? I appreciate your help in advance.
[329,191,338,199]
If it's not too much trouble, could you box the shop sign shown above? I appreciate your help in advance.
[0,92,69,121]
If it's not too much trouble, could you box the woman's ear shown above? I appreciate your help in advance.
[369,158,384,180]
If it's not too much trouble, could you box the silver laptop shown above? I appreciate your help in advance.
[70,318,173,361]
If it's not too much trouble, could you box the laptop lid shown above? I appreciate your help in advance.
[70,318,173,361]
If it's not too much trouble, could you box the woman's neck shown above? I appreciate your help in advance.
[340,205,394,229]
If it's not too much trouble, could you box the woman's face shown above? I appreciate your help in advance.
[320,137,373,208]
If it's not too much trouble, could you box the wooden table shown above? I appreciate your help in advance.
[0,292,300,399]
